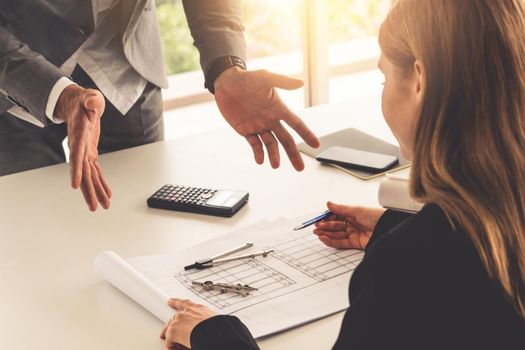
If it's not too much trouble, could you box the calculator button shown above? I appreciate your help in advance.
[200,193,213,199]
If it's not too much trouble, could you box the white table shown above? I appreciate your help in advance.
[0,97,400,349]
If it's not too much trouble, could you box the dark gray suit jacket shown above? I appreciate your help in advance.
[0,0,246,126]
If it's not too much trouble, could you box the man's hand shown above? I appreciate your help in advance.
[214,67,320,171]
[55,85,111,211]
[313,201,386,250]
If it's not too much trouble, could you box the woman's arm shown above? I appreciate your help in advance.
[365,209,415,250]
[161,298,259,350]
[191,315,260,350]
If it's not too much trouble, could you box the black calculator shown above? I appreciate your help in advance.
[147,185,249,217]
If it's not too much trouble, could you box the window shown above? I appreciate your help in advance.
[327,0,390,103]
[157,0,391,138]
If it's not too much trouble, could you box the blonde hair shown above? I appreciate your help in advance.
[379,0,525,319]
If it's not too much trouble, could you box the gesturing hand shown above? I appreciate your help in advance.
[160,298,217,349]
[55,85,111,211]
[214,67,320,171]
[313,201,386,250]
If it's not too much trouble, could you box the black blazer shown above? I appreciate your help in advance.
[189,205,525,350]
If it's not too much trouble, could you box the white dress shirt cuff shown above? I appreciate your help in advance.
[45,77,77,124]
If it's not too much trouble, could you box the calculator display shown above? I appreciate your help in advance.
[207,191,241,207]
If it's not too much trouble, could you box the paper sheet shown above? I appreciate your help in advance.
[95,217,363,339]
[93,220,275,323]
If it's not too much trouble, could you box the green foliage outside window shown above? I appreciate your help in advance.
[156,0,200,75]
[157,0,390,76]
[328,0,391,43]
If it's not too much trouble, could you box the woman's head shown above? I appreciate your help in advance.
[377,53,423,160]
[379,0,525,319]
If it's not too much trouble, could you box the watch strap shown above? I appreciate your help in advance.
[204,56,247,94]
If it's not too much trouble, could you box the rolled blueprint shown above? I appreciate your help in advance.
[378,175,424,213]
[94,250,174,322]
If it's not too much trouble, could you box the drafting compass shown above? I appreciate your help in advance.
[184,242,273,270]
[191,280,258,297]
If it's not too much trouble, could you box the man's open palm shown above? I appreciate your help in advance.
[214,68,320,171]
[55,85,111,211]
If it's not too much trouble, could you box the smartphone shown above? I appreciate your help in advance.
[316,146,399,173]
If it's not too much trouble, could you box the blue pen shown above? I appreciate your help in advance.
[293,209,333,230]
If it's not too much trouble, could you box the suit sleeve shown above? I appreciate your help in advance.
[366,209,415,251]
[334,232,423,349]
[191,315,260,350]
[0,23,64,126]
[182,0,246,72]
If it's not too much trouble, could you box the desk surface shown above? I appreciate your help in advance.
[0,98,401,349]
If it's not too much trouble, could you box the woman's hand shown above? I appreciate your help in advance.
[160,298,217,349]
[313,201,386,250]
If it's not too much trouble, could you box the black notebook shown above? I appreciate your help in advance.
[297,128,410,180]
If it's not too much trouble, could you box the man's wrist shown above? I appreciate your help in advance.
[45,77,77,124]
[213,66,244,93]
[54,84,84,123]
[204,56,246,94]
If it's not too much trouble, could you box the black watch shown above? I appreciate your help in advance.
[204,55,247,94]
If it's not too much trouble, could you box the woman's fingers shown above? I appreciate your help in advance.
[313,228,348,239]
[326,201,363,219]
[315,219,346,231]
[168,298,195,310]
[160,322,169,339]
[317,235,355,249]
